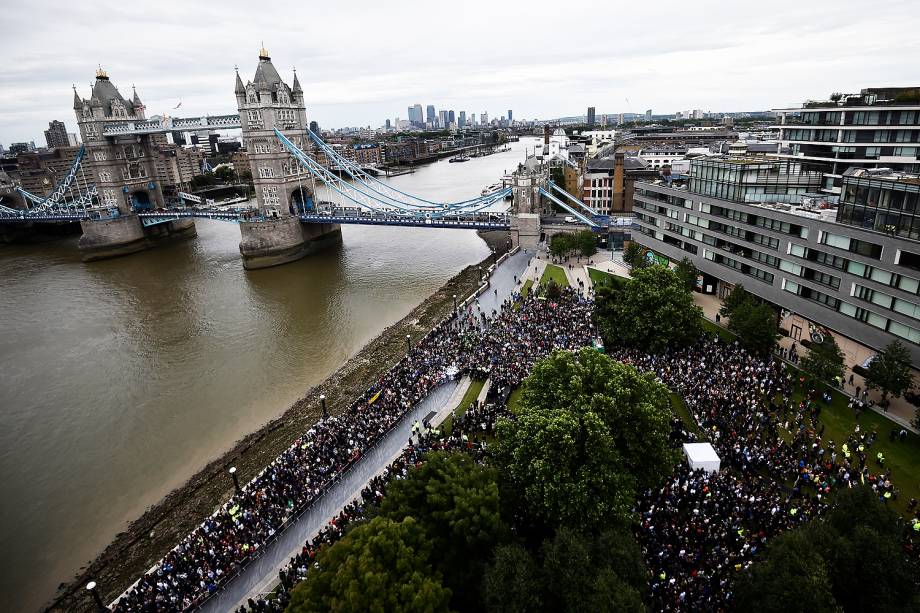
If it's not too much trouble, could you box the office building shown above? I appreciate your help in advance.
[44,120,70,149]
[426,105,436,126]
[587,107,596,128]
[67,133,80,146]
[481,111,489,126]
[583,153,657,216]
[407,104,424,127]
[9,142,34,155]
[508,109,513,122]
[438,110,449,128]
[632,156,920,366]
[471,113,477,126]
[448,110,455,126]
[773,86,920,195]
[645,109,653,121]
[385,119,391,130]
[459,111,466,128]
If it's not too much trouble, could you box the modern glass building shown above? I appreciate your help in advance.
[773,87,920,195]
[632,157,920,366]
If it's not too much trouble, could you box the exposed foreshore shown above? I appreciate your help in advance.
[45,229,510,612]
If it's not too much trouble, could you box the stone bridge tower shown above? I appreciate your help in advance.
[234,47,341,269]
[509,162,546,249]
[72,68,195,261]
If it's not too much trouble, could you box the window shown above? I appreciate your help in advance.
[98,171,111,182]
[247,110,262,124]
[253,141,271,154]
[258,167,274,178]
[93,150,107,161]
[102,190,117,205]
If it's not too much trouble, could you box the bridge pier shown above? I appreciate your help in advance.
[77,214,197,262]
[238,217,341,270]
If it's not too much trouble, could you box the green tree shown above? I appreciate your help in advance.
[549,233,575,258]
[375,452,507,611]
[865,340,913,405]
[733,528,840,613]
[719,283,751,318]
[726,300,778,356]
[541,528,646,613]
[735,487,920,613]
[494,349,675,531]
[799,336,845,387]
[214,165,236,183]
[576,230,598,258]
[622,242,643,266]
[286,516,451,613]
[593,265,702,353]
[482,544,543,613]
[674,257,699,292]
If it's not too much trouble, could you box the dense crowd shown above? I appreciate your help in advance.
[614,338,906,611]
[239,398,508,612]
[113,264,594,612]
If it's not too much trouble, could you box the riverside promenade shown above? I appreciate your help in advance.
[195,248,532,612]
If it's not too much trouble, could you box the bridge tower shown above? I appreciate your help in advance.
[235,47,341,269]
[509,163,546,249]
[73,68,195,261]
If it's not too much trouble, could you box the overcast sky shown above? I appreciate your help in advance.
[1,0,919,144]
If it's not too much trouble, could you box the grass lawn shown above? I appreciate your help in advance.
[441,379,485,434]
[507,387,524,414]
[539,264,569,287]
[671,393,705,438]
[520,279,534,297]
[701,317,736,343]
[784,371,920,514]
[587,267,626,289]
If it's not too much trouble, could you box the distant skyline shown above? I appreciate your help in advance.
[1,0,919,142]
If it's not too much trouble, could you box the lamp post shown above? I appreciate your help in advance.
[406,334,411,352]
[86,581,107,611]
[320,393,328,419]
[229,466,241,495]
[478,265,483,281]
[452,293,457,311]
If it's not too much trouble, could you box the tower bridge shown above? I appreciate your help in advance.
[1,47,607,268]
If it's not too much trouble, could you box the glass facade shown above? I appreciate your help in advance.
[837,173,920,238]
[688,159,823,203]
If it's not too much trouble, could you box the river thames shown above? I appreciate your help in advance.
[0,137,538,611]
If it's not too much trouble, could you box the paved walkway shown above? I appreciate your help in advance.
[201,249,531,612]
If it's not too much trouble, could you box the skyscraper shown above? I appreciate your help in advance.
[385,119,391,129]
[645,109,652,121]
[309,120,319,134]
[426,105,436,125]
[44,120,70,149]
[471,113,477,126]
[507,109,513,122]
[458,111,466,128]
[587,107,595,128]
[448,110,455,125]
[408,104,424,126]
[438,110,449,128]
[481,111,488,126]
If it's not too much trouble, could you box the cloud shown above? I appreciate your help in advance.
[0,0,918,142]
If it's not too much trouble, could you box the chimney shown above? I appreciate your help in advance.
[613,152,625,212]
[543,125,550,145]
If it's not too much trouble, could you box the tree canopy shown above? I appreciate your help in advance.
[494,348,676,531]
[719,284,751,318]
[674,257,699,292]
[286,516,451,613]
[800,335,845,386]
[374,452,507,610]
[734,487,920,613]
[865,340,913,402]
[726,299,778,356]
[593,265,702,353]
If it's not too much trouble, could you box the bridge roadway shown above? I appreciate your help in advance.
[195,249,532,612]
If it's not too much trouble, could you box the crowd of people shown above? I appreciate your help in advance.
[113,262,595,612]
[239,398,508,612]
[613,337,908,611]
[113,255,913,613]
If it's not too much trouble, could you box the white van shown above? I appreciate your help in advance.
[564,216,576,224]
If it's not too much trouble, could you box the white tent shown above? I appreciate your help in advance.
[683,442,720,473]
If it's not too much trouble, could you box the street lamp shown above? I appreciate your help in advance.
[229,466,241,494]
[86,581,107,611]
[320,394,328,419]
[452,293,457,311]
[406,334,412,352]
[478,265,483,281]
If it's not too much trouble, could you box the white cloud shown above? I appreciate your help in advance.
[0,0,918,142]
